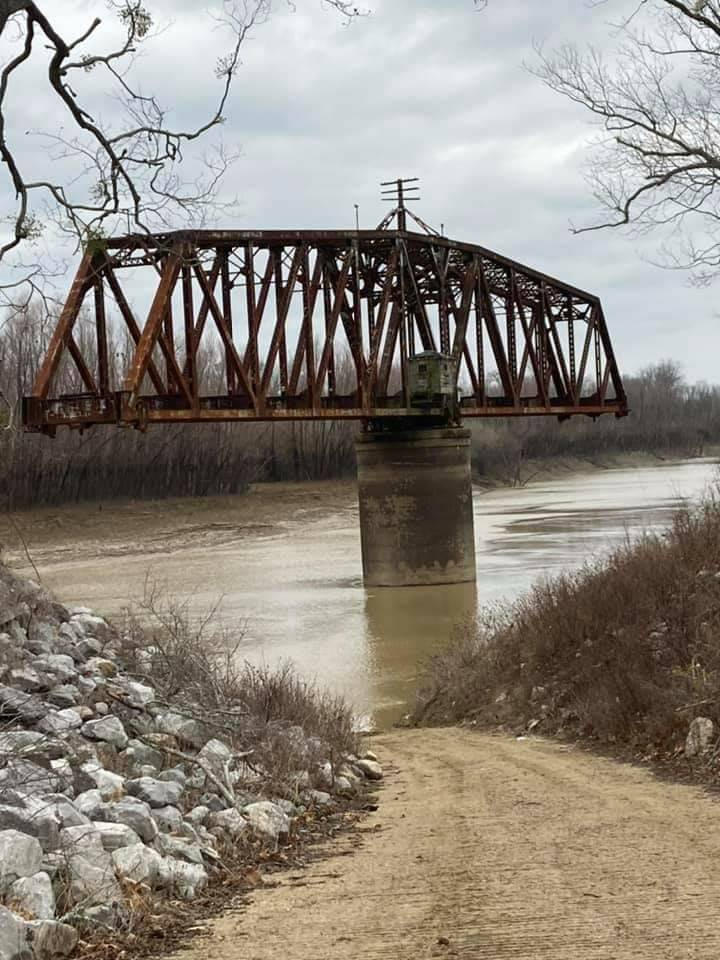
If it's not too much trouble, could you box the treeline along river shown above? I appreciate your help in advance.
[1,305,718,507]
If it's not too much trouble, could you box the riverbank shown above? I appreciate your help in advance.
[474,446,720,489]
[413,488,720,786]
[0,563,380,959]
[2,449,714,563]
[0,481,357,565]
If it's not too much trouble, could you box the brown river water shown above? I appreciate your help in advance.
[2,458,717,729]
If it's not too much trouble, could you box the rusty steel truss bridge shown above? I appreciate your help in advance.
[23,187,628,435]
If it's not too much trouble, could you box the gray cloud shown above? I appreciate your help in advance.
[4,0,716,379]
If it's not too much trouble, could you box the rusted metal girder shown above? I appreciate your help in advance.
[22,228,628,433]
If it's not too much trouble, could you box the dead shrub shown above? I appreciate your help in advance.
[414,491,720,756]
[117,578,358,793]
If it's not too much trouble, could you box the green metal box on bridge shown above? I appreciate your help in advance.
[408,351,457,420]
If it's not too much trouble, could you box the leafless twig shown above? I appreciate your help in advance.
[533,0,720,282]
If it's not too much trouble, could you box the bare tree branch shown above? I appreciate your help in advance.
[534,0,720,282]
[0,0,375,307]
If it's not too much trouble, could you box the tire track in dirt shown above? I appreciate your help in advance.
[176,729,720,959]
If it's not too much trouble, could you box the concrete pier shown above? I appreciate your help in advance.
[355,427,476,587]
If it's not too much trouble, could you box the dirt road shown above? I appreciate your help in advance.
[177,727,720,959]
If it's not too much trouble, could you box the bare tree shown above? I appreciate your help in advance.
[533,1,720,283]
[0,0,369,309]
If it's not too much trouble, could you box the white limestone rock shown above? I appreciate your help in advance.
[135,764,158,779]
[38,710,82,736]
[111,843,163,887]
[73,904,117,930]
[156,835,204,866]
[27,622,58,656]
[355,758,383,781]
[293,770,311,791]
[157,858,207,900]
[333,776,354,794]
[31,656,76,685]
[57,624,80,646]
[77,762,124,801]
[0,906,30,960]
[72,637,102,663]
[0,830,43,892]
[0,732,45,757]
[0,800,60,854]
[155,712,205,748]
[185,806,209,827]
[316,761,333,790]
[46,687,79,710]
[58,825,122,907]
[109,797,158,844]
[118,682,155,708]
[0,688,46,725]
[150,805,183,833]
[8,669,45,694]
[197,739,231,779]
[42,795,89,831]
[25,920,77,959]
[70,614,110,641]
[75,678,96,697]
[82,659,117,679]
[81,717,128,750]
[157,768,186,789]
[6,625,28,649]
[243,802,290,844]
[91,822,141,853]
[686,717,715,758]
[70,706,93,722]
[198,794,225,814]
[48,760,74,797]
[123,740,164,771]
[127,777,182,809]
[9,872,55,920]
[207,807,247,839]
[305,789,332,806]
[73,790,113,822]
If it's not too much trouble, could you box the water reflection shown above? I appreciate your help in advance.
[364,581,477,727]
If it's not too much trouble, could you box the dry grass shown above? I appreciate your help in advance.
[117,580,358,793]
[414,492,720,757]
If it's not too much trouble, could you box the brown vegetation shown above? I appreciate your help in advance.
[469,361,720,486]
[414,490,720,763]
[116,582,359,794]
[0,307,356,508]
[1,305,717,507]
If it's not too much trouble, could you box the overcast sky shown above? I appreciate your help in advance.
[7,0,719,381]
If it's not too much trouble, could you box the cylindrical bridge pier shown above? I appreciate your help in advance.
[355,427,476,587]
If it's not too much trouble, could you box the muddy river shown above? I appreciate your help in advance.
[3,458,717,728]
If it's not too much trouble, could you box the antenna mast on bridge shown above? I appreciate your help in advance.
[377,178,439,235]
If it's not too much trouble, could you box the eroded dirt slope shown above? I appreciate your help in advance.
[177,728,720,960]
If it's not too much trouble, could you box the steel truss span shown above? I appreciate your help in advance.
[23,229,628,433]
